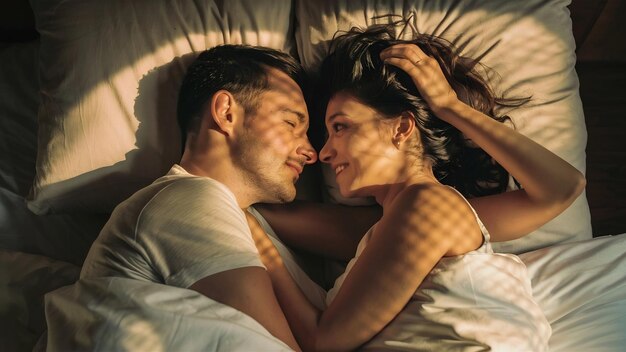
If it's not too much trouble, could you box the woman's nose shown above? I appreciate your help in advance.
[319,139,334,163]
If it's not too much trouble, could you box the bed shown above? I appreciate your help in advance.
[0,0,624,351]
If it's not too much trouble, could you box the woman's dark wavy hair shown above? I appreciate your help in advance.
[316,23,528,198]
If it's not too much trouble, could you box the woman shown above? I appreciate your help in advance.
[248,24,585,351]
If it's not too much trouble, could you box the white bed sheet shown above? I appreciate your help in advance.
[39,277,292,351]
[31,231,626,351]
[0,250,80,351]
[520,234,626,351]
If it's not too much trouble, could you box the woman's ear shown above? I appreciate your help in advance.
[393,111,417,147]
[209,90,237,136]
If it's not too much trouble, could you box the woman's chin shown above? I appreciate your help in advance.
[339,185,367,199]
[338,185,355,199]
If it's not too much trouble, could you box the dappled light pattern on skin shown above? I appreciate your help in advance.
[240,69,316,202]
[229,67,317,205]
[318,89,550,349]
[345,189,478,335]
[325,182,550,348]
[321,93,416,200]
[251,219,283,270]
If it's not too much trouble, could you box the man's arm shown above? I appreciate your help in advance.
[189,267,301,351]
[141,179,301,350]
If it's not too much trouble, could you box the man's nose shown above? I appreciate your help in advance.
[299,138,318,164]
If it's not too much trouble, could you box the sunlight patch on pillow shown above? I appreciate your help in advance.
[28,0,295,214]
[294,0,590,253]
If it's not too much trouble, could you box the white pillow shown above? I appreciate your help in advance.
[28,0,295,214]
[294,0,591,253]
[0,41,108,264]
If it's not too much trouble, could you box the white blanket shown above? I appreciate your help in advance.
[520,234,626,352]
[41,277,291,351]
[38,234,626,351]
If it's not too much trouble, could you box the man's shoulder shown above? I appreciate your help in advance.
[151,174,235,205]
[136,174,242,227]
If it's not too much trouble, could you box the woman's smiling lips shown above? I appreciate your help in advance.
[334,163,348,175]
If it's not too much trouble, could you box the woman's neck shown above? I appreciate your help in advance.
[374,162,439,209]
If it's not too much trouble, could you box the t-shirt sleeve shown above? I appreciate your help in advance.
[136,178,264,288]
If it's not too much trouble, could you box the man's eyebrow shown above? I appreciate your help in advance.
[281,108,306,123]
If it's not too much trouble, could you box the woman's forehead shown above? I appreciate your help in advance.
[326,93,381,121]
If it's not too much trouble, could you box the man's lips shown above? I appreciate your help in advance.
[286,162,303,177]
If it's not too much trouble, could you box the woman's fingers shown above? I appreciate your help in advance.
[382,56,421,74]
[381,44,458,111]
[380,44,428,63]
[380,44,439,76]
[383,56,432,96]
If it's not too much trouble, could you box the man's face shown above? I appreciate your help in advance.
[233,68,317,203]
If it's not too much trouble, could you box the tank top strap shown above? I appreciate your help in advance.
[446,186,492,247]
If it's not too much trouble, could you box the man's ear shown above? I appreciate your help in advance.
[393,111,417,146]
[209,90,238,136]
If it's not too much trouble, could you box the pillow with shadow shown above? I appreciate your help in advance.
[28,0,296,214]
[0,41,108,264]
[0,41,39,196]
[294,0,591,253]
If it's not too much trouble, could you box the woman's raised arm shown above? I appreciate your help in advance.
[381,44,586,241]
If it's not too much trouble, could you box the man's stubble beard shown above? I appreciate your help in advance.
[233,131,296,204]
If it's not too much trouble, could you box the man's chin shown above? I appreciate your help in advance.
[262,186,296,204]
[279,190,297,203]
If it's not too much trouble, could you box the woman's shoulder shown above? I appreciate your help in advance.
[392,183,474,220]
[396,182,467,208]
[390,183,483,255]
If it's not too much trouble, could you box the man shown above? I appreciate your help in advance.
[80,45,317,351]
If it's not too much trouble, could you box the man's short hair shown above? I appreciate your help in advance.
[177,45,305,149]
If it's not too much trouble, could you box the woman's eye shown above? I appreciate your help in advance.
[332,123,347,132]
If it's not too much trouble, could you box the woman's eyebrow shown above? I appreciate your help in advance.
[327,112,349,123]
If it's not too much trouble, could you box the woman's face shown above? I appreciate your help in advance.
[320,92,406,198]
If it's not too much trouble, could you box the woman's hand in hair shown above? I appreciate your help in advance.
[380,44,459,116]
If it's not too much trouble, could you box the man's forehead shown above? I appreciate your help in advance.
[265,69,304,97]
[262,72,307,114]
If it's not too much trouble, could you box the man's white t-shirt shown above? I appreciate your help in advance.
[81,164,264,288]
